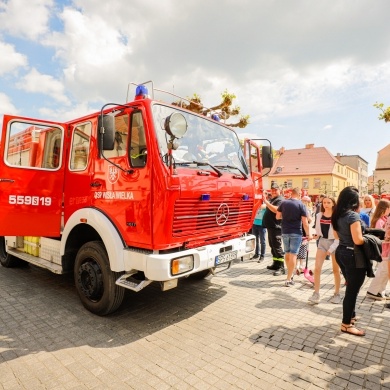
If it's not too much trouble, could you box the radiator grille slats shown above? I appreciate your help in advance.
[172,198,253,236]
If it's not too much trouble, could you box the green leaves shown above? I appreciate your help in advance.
[374,102,390,123]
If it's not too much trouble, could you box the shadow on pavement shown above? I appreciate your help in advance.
[0,264,226,363]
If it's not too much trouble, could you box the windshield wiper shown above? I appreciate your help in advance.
[174,161,230,177]
[190,161,223,177]
[215,164,248,180]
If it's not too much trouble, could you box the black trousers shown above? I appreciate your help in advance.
[335,246,366,324]
[266,227,284,261]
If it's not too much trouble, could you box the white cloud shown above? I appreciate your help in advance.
[15,68,70,104]
[0,0,53,39]
[0,41,27,75]
[0,0,390,170]
[38,101,98,122]
[40,7,135,102]
[0,92,17,114]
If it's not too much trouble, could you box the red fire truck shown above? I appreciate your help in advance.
[0,82,273,315]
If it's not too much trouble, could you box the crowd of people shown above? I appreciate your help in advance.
[251,185,390,337]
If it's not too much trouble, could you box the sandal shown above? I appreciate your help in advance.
[351,317,358,325]
[341,324,365,337]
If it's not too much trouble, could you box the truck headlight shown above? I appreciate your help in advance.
[246,238,255,252]
[171,255,194,276]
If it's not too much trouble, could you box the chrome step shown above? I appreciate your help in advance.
[115,274,152,292]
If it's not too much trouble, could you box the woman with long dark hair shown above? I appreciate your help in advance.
[331,186,366,336]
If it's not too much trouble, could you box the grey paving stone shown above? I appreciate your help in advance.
[0,241,389,389]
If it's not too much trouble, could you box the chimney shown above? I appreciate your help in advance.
[279,147,285,154]
[305,144,314,149]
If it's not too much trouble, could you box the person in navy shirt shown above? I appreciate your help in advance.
[276,187,312,287]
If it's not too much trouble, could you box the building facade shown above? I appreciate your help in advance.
[372,144,390,195]
[267,144,358,199]
[336,154,369,195]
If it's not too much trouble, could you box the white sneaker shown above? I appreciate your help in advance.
[308,292,320,304]
[330,293,342,304]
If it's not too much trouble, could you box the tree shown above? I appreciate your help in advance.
[372,179,389,195]
[172,90,250,128]
[373,102,390,123]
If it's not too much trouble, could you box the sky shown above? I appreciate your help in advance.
[0,0,390,172]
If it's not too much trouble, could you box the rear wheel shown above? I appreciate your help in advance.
[0,236,23,267]
[74,241,124,315]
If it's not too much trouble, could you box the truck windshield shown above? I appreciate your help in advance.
[152,104,248,175]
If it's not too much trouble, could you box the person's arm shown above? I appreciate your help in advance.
[263,197,279,214]
[301,216,313,240]
[276,210,282,220]
[351,220,364,245]
[328,239,339,254]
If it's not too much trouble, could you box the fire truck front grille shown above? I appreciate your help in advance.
[172,198,253,237]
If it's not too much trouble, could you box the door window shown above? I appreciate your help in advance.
[69,122,92,170]
[5,121,63,170]
[129,112,147,168]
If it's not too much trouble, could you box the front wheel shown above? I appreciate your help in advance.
[0,236,23,268]
[74,241,124,315]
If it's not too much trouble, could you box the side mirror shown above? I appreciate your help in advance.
[262,146,273,168]
[98,115,115,150]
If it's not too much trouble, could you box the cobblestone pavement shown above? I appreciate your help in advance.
[1,241,390,389]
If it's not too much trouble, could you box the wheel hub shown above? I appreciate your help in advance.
[77,260,103,301]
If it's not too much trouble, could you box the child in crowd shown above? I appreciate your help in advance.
[252,204,267,262]
[296,196,312,274]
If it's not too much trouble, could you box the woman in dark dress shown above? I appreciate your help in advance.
[331,186,366,337]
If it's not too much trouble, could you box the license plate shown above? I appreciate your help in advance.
[215,251,237,266]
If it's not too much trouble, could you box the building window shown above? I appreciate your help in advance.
[302,178,309,189]
[314,178,321,189]
[287,180,292,188]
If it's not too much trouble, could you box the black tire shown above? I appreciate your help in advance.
[74,241,124,315]
[189,268,214,280]
[0,236,23,268]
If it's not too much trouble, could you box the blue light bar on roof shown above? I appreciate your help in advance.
[135,85,148,98]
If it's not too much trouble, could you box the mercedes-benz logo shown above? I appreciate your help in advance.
[216,203,229,226]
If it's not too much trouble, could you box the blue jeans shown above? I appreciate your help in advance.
[335,245,366,324]
[282,234,302,255]
[252,224,266,256]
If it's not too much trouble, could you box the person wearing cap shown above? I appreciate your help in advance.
[276,187,312,286]
[262,183,285,275]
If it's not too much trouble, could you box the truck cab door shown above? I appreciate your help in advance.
[244,139,263,210]
[244,138,273,210]
[0,115,67,236]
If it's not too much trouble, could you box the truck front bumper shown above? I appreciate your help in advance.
[123,234,255,281]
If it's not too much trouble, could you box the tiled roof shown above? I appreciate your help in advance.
[376,144,390,170]
[269,146,338,176]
